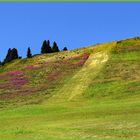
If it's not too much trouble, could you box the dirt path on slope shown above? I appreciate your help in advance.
[68,52,108,100]
[48,51,109,102]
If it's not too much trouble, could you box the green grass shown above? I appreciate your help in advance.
[0,37,140,140]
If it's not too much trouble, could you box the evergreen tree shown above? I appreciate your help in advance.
[41,40,52,54]
[27,47,32,58]
[52,41,60,52]
[5,48,12,63]
[46,40,52,53]
[11,48,18,60]
[4,48,19,63]
[63,47,68,51]
[41,40,47,54]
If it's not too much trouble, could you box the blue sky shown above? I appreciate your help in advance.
[0,2,140,61]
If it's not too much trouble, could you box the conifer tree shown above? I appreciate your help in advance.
[41,40,47,54]
[52,41,60,52]
[27,47,32,58]
[46,40,52,53]
[11,48,18,60]
[5,48,12,63]
[4,48,19,63]
[63,47,68,51]
[41,40,52,54]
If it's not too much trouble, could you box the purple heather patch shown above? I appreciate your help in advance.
[11,77,28,86]
[81,53,89,60]
[73,60,85,66]
[7,70,24,76]
[73,53,89,66]
[47,71,65,81]
[26,65,41,70]
[0,70,28,88]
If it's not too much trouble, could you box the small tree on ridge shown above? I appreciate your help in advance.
[27,47,32,58]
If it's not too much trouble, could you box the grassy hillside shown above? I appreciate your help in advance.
[0,37,140,140]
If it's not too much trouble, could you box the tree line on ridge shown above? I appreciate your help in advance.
[0,40,68,65]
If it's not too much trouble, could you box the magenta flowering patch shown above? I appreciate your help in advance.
[26,65,41,70]
[8,70,24,76]
[74,53,89,60]
[81,53,89,60]
[11,77,28,86]
[73,53,89,66]
[73,60,85,66]
[0,70,28,88]
[47,71,65,81]
[26,65,34,70]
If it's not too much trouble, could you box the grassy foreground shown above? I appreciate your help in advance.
[0,37,140,140]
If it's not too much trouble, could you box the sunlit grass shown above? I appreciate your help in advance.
[0,37,140,139]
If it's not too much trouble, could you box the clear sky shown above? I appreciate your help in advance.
[0,2,140,61]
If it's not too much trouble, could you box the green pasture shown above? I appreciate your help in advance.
[0,37,140,140]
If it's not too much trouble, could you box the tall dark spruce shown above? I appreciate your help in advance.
[41,40,52,54]
[52,41,60,52]
[46,40,52,53]
[4,48,19,63]
[27,47,32,58]
[5,48,12,63]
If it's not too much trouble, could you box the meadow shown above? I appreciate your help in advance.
[0,37,140,140]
